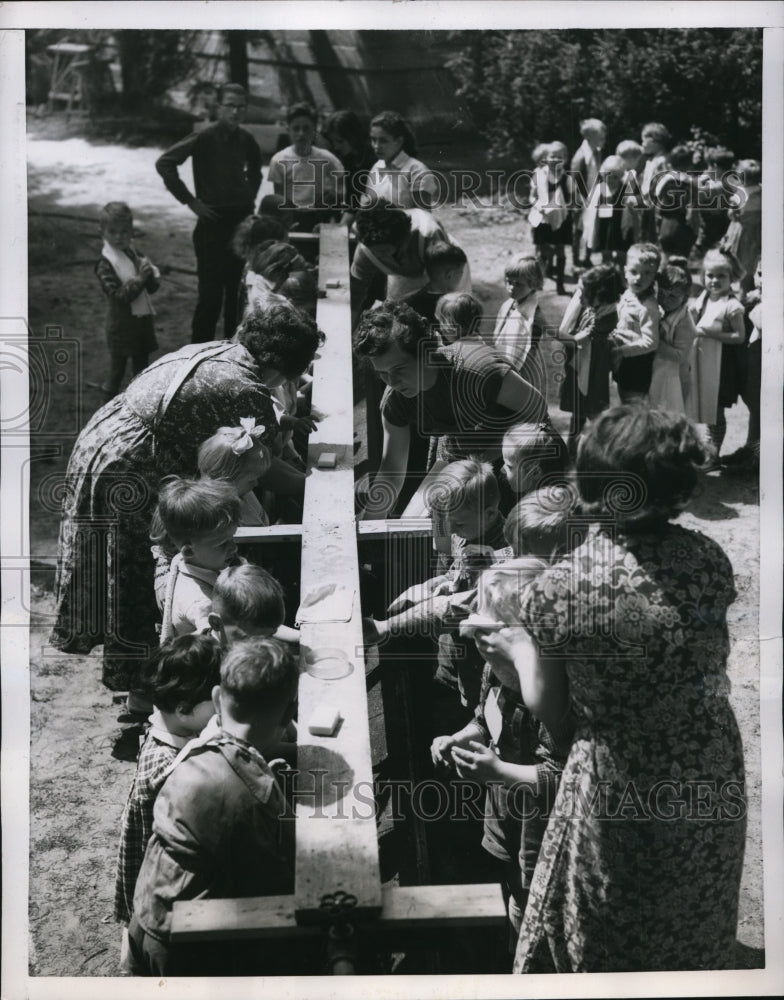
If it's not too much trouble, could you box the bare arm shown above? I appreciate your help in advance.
[359,417,411,520]
[495,368,548,424]
[511,632,572,753]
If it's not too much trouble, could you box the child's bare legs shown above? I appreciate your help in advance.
[707,407,727,456]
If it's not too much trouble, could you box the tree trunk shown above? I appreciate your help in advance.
[227,30,249,90]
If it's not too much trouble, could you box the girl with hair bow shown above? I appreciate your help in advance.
[197,418,271,526]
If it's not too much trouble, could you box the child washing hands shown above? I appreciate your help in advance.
[198,419,272,526]
[430,558,569,952]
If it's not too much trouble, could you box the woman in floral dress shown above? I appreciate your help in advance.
[510,405,746,972]
[50,302,321,691]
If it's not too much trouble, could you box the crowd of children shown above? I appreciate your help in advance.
[76,91,764,976]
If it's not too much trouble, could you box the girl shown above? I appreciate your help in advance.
[501,422,572,500]
[558,264,624,452]
[435,291,484,344]
[492,255,546,396]
[648,260,697,413]
[686,248,746,463]
[365,110,438,210]
[529,142,572,295]
[582,156,630,264]
[198,420,272,526]
[322,109,375,222]
[431,558,568,953]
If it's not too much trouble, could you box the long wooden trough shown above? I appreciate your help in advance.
[170,225,505,960]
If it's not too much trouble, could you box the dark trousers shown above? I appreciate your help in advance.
[191,215,247,343]
[104,352,150,401]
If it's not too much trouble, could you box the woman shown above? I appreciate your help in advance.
[353,300,547,519]
[50,302,322,692]
[506,406,746,972]
[322,109,375,222]
[364,110,438,211]
[350,203,467,325]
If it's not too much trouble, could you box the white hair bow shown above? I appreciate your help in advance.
[231,417,266,455]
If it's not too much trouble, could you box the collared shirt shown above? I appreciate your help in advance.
[492,294,540,372]
[155,122,262,214]
[161,555,219,637]
[364,151,439,209]
[267,143,345,209]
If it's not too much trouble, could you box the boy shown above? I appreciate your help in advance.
[114,634,221,971]
[609,242,661,403]
[502,491,577,560]
[492,255,546,397]
[156,83,261,342]
[152,477,241,640]
[267,102,345,231]
[128,636,298,976]
[401,242,470,326]
[208,563,300,647]
[96,201,159,401]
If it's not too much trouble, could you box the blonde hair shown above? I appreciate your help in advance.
[504,254,544,289]
[435,292,482,340]
[426,458,499,516]
[154,476,240,547]
[702,248,744,283]
[198,426,268,486]
[477,557,549,625]
[615,139,642,160]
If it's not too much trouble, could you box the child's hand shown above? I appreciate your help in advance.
[572,329,592,344]
[430,734,458,768]
[474,629,522,692]
[387,577,450,614]
[451,741,500,781]
[280,413,320,434]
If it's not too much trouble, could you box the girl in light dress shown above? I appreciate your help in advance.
[648,257,697,414]
[686,249,746,463]
[529,142,572,296]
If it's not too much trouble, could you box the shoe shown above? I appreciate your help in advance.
[721,446,751,467]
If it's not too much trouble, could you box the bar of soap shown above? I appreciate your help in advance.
[326,279,341,288]
[307,705,341,736]
[317,452,338,469]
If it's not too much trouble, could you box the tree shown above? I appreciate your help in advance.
[446,29,762,164]
[115,30,199,111]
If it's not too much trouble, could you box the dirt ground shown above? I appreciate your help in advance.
[23,114,764,976]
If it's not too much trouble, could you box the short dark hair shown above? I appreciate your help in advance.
[220,636,298,722]
[581,264,624,306]
[231,215,289,261]
[100,201,133,230]
[246,240,306,280]
[657,262,691,292]
[370,111,417,156]
[287,102,317,125]
[355,204,412,247]
[668,144,693,172]
[424,241,467,271]
[576,405,711,526]
[213,564,285,629]
[218,83,247,105]
[141,633,222,713]
[323,110,369,153]
[237,301,323,380]
[353,299,431,359]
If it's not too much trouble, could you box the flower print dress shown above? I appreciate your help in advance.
[514,522,746,973]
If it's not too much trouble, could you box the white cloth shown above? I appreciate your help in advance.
[492,294,538,372]
[528,166,568,231]
[101,240,156,317]
[267,144,344,209]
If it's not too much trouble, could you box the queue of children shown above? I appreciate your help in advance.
[67,92,763,977]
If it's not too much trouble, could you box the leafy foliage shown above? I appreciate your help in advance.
[446,29,762,164]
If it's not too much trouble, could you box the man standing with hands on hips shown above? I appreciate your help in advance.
[156,84,262,342]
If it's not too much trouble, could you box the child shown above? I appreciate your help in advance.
[686,248,746,463]
[198,420,271,526]
[529,142,572,295]
[432,558,567,951]
[730,159,761,294]
[583,156,630,264]
[267,102,345,231]
[570,118,607,269]
[114,634,221,971]
[694,145,735,255]
[502,491,577,561]
[615,139,645,246]
[648,259,697,413]
[492,255,546,397]
[151,476,241,641]
[96,201,159,401]
[653,144,698,263]
[401,242,470,326]
[723,259,761,475]
[435,291,484,345]
[209,563,300,646]
[558,264,624,451]
[500,422,572,500]
[609,242,661,403]
[127,636,298,976]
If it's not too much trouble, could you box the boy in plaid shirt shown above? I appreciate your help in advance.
[114,634,221,972]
